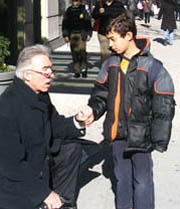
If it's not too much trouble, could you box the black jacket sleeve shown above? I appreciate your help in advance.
[88,61,109,120]
[151,66,175,152]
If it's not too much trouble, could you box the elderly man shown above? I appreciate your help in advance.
[0,44,89,209]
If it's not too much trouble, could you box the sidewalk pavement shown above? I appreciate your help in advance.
[50,17,180,209]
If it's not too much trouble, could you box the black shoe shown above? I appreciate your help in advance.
[61,203,77,209]
[74,73,80,78]
[81,69,87,78]
[61,207,77,209]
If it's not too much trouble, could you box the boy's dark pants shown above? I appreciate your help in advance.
[50,142,82,206]
[70,33,87,74]
[112,140,154,209]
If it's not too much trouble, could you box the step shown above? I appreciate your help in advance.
[50,51,101,94]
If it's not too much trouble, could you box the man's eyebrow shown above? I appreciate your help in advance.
[42,65,53,70]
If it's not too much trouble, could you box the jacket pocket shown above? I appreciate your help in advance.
[125,122,152,152]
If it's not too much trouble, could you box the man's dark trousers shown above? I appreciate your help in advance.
[50,142,82,207]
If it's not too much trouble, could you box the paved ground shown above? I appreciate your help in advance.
[49,17,180,209]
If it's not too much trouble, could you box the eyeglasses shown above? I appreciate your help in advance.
[29,67,55,78]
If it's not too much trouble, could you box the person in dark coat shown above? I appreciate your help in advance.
[126,0,139,19]
[0,44,89,209]
[158,0,177,45]
[175,2,180,21]
[142,0,152,27]
[62,0,92,78]
[92,0,126,64]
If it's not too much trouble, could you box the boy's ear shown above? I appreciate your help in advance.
[125,32,133,41]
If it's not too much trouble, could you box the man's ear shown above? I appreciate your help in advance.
[125,31,133,41]
[23,71,32,81]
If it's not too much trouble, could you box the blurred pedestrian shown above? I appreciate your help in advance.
[137,0,144,20]
[127,0,139,19]
[158,0,177,45]
[142,0,152,27]
[175,1,180,21]
[92,0,126,64]
[62,0,92,78]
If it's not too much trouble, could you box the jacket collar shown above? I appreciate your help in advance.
[10,76,49,112]
[135,37,151,56]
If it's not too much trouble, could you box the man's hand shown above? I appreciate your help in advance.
[64,36,69,43]
[99,7,105,14]
[75,105,94,127]
[44,191,63,209]
[86,35,91,41]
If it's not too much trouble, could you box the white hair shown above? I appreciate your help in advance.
[15,44,51,79]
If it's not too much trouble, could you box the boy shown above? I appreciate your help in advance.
[81,14,175,209]
[62,0,92,78]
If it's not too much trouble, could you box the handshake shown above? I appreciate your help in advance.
[75,105,94,127]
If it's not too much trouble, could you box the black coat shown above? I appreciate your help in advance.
[62,4,92,41]
[0,77,84,209]
[158,0,177,30]
[92,0,126,35]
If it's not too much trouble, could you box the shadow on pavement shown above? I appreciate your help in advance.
[76,140,116,200]
[153,37,166,45]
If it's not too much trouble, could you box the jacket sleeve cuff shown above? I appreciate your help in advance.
[151,119,172,152]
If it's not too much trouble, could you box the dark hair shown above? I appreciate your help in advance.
[106,13,137,39]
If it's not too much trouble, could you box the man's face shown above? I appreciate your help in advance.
[25,54,54,94]
[107,30,129,55]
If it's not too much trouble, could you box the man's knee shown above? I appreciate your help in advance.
[65,142,82,154]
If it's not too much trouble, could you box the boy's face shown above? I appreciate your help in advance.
[107,30,130,56]
[72,0,81,7]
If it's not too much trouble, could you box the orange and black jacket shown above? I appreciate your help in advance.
[88,38,175,153]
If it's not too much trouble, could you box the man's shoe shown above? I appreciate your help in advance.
[81,69,87,78]
[61,207,77,209]
[74,73,80,78]
[61,204,77,209]
[61,201,77,209]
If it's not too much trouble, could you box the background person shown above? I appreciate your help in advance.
[142,0,152,27]
[0,44,90,209]
[126,0,139,19]
[92,0,126,64]
[62,0,92,78]
[137,0,144,20]
[158,0,177,45]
